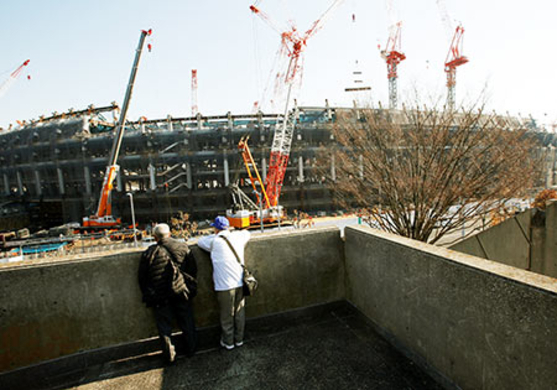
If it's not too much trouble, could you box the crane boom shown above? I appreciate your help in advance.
[107,29,151,167]
[83,29,151,228]
[0,59,30,99]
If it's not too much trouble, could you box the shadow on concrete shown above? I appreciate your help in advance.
[2,302,446,390]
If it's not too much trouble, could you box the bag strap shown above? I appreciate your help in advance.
[220,235,245,270]
[148,245,160,266]
[160,244,196,281]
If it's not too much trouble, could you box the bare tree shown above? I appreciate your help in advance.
[323,103,541,244]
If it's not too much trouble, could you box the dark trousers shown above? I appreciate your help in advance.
[153,294,197,358]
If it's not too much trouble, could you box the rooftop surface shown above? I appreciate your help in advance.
[15,302,443,390]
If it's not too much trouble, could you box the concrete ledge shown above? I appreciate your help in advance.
[345,225,557,390]
[0,226,344,373]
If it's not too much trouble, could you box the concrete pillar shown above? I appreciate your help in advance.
[227,112,233,129]
[3,173,9,195]
[531,202,557,279]
[34,170,42,196]
[553,148,557,186]
[543,147,550,188]
[224,157,230,187]
[82,116,90,134]
[57,168,65,195]
[262,157,267,181]
[149,164,156,191]
[186,163,192,189]
[16,171,23,194]
[167,115,173,132]
[325,99,332,121]
[84,166,92,194]
[116,169,123,192]
[331,155,336,181]
[298,156,304,182]
[197,113,202,131]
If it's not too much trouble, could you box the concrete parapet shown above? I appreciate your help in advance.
[451,202,557,279]
[345,225,557,390]
[2,222,556,390]
[450,210,532,269]
[0,226,344,373]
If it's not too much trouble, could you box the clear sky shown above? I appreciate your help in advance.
[0,0,555,129]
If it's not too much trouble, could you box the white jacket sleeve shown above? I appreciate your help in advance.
[197,234,215,252]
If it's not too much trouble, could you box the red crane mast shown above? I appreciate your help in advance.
[444,25,468,110]
[191,69,198,116]
[380,22,405,109]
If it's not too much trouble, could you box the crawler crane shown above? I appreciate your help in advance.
[82,29,152,228]
[226,1,343,228]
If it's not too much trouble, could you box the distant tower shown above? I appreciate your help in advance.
[191,69,198,116]
[380,22,405,110]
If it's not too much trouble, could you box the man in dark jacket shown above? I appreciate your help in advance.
[138,223,197,364]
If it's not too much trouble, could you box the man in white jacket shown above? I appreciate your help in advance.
[197,216,251,350]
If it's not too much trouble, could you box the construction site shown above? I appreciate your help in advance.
[0,103,340,228]
[0,1,556,253]
[1,1,557,390]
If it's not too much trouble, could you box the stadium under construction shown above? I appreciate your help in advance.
[0,104,343,231]
[1,103,556,232]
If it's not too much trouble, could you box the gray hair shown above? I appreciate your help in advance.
[153,223,171,240]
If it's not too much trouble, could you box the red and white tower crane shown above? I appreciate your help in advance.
[191,69,198,116]
[227,1,344,228]
[0,59,30,99]
[444,25,468,110]
[380,22,405,109]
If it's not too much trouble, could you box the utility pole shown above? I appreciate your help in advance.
[126,192,138,248]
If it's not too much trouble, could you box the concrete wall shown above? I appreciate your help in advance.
[345,225,557,390]
[0,226,345,373]
[451,202,557,278]
[531,201,557,278]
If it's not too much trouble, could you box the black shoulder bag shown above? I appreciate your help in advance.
[220,235,258,297]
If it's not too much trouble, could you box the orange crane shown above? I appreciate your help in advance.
[82,29,152,228]
[380,22,405,109]
[444,25,468,110]
[0,59,30,99]
[227,1,344,228]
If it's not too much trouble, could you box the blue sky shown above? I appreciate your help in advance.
[0,0,555,129]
